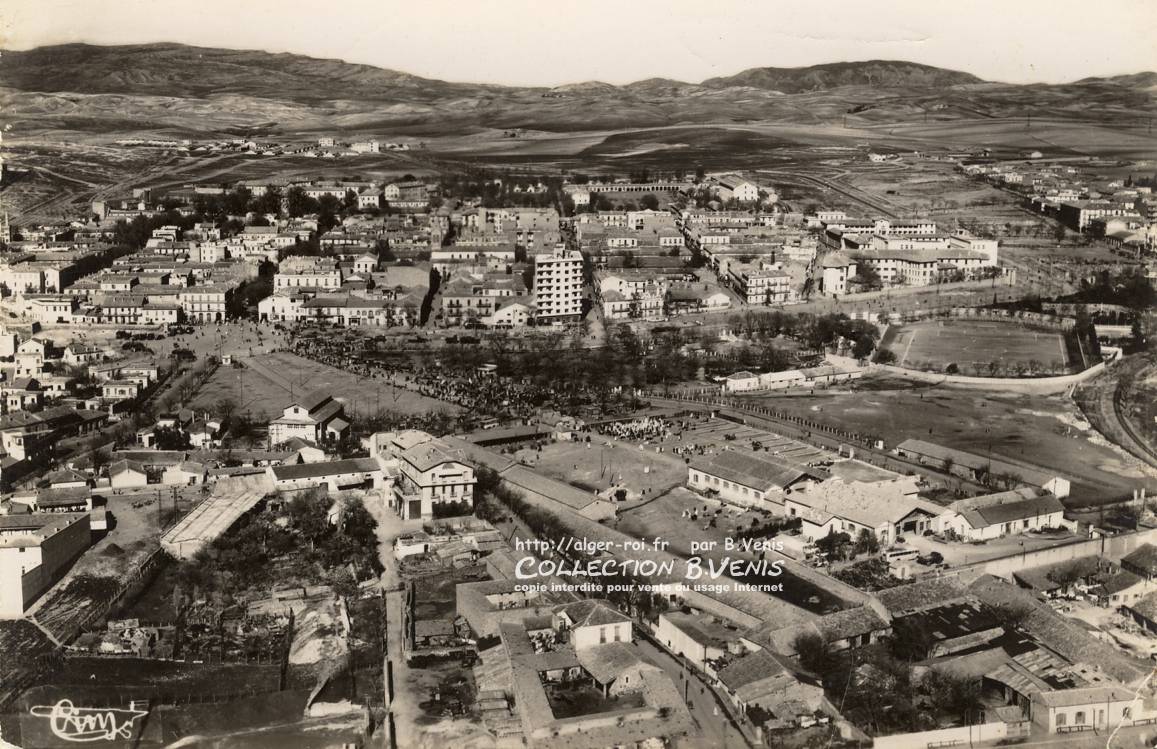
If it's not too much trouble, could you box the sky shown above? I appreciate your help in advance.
[3,0,1155,87]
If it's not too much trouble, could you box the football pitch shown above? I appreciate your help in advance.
[883,320,1071,371]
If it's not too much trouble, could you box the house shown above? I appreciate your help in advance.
[102,379,141,401]
[267,391,349,447]
[767,603,891,657]
[715,649,825,729]
[109,459,148,488]
[1031,687,1137,734]
[937,488,1066,541]
[186,420,221,449]
[391,439,477,520]
[1123,590,1157,633]
[553,599,632,650]
[666,286,732,315]
[983,648,1139,733]
[44,467,90,490]
[3,378,44,414]
[63,342,104,366]
[1097,569,1153,608]
[1121,544,1157,581]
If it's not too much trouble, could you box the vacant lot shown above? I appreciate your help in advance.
[512,439,687,502]
[738,380,1157,505]
[191,350,459,421]
[881,320,1069,373]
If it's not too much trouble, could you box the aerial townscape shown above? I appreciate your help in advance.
[0,3,1156,748]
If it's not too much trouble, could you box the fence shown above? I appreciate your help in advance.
[871,359,1107,395]
[958,525,1157,579]
[872,721,1009,749]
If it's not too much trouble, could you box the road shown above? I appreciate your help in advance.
[635,635,751,748]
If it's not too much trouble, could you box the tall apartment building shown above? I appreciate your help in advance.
[532,247,584,324]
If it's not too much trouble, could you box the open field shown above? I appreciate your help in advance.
[843,160,1041,226]
[511,440,687,502]
[190,350,460,422]
[881,319,1071,372]
[737,379,1157,505]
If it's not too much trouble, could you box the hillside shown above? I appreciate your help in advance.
[701,60,983,92]
[0,42,1153,150]
[0,42,514,102]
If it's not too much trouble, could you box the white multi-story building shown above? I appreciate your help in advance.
[532,247,584,324]
[0,513,91,618]
[178,286,232,323]
[729,262,793,305]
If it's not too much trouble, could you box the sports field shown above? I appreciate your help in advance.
[882,320,1070,373]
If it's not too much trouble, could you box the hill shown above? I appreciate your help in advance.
[701,60,982,92]
[0,42,1153,157]
[0,42,516,102]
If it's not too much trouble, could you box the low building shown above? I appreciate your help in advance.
[895,439,1071,498]
[109,459,148,488]
[688,450,823,510]
[715,649,825,730]
[938,488,1066,540]
[268,457,385,492]
[655,610,745,670]
[785,478,943,545]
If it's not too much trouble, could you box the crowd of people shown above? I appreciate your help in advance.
[285,329,635,423]
[597,416,674,443]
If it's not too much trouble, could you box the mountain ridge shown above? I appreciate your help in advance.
[6,42,1153,98]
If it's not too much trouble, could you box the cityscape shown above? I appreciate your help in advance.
[0,2,1156,748]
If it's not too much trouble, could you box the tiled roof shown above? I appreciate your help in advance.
[556,600,631,628]
[690,449,817,492]
[270,457,382,481]
[1122,544,1157,575]
[716,649,788,691]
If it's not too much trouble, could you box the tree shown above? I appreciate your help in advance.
[854,528,879,555]
[923,670,982,724]
[815,529,851,561]
[1046,561,1087,593]
[851,333,876,360]
[989,602,1033,632]
[286,186,319,218]
[874,348,897,365]
[640,193,660,211]
[154,426,192,451]
[87,436,109,474]
[889,617,935,661]
[212,397,238,427]
[793,631,837,679]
